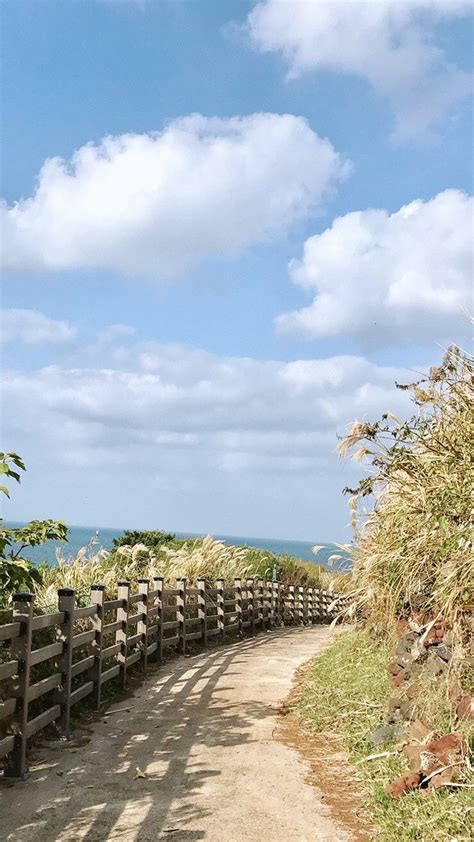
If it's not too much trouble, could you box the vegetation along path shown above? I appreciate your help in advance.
[2,626,354,842]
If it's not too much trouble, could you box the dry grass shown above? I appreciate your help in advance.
[34,535,324,612]
[339,346,473,630]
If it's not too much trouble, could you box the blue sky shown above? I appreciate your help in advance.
[1,0,473,541]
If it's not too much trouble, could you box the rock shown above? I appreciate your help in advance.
[385,771,422,799]
[433,644,452,663]
[392,672,406,688]
[425,653,447,677]
[370,724,405,746]
[396,653,413,670]
[426,733,466,767]
[405,682,421,700]
[403,743,423,769]
[405,719,433,744]
[395,633,419,656]
[388,660,402,676]
[456,694,472,722]
[399,701,414,720]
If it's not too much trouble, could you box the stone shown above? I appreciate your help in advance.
[370,724,405,746]
[403,743,423,769]
[456,694,472,722]
[388,660,402,676]
[434,644,452,663]
[392,672,405,688]
[385,771,422,799]
[395,633,419,656]
[405,719,433,744]
[396,653,413,670]
[426,733,466,767]
[426,653,447,677]
[405,682,421,700]
[399,701,414,720]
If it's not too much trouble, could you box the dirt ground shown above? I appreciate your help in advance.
[1,626,361,842]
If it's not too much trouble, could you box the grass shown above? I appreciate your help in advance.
[340,346,473,629]
[296,629,473,842]
[29,535,327,613]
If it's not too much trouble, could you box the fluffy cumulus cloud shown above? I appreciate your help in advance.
[247,0,472,139]
[2,319,413,536]
[1,113,349,276]
[1,308,77,345]
[276,190,473,344]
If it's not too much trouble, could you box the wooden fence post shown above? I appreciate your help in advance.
[137,579,149,670]
[57,587,75,737]
[256,579,264,630]
[197,578,208,648]
[307,587,314,625]
[234,577,242,637]
[91,584,105,710]
[3,592,34,780]
[116,581,129,689]
[152,577,163,662]
[288,585,295,625]
[273,582,281,627]
[216,578,225,642]
[246,578,255,635]
[296,586,303,625]
[176,578,187,655]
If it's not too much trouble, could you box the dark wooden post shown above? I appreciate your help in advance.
[276,582,283,626]
[57,587,75,737]
[307,587,314,625]
[216,578,225,642]
[137,579,149,670]
[197,578,208,647]
[246,578,255,635]
[256,579,264,629]
[288,585,295,625]
[4,592,34,780]
[91,584,105,710]
[176,578,187,655]
[234,577,243,637]
[152,577,163,662]
[116,581,130,689]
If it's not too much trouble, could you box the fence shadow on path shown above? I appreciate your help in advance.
[8,627,316,841]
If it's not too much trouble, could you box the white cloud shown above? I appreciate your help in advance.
[2,323,413,537]
[1,113,349,276]
[1,308,77,345]
[247,0,472,139]
[276,189,473,344]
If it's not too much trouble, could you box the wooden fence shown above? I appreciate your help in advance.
[0,578,349,780]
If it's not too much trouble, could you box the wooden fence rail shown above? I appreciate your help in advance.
[0,579,350,780]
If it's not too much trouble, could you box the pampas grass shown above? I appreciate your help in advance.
[339,346,473,629]
[34,535,324,613]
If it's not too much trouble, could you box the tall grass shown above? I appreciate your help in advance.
[34,535,324,613]
[340,346,473,628]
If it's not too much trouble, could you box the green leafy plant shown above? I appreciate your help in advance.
[112,529,176,549]
[0,452,67,607]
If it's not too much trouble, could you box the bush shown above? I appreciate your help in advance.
[339,346,473,627]
[111,529,176,549]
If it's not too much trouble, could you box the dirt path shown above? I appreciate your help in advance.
[1,627,354,842]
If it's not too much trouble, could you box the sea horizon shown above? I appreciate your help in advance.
[6,521,352,568]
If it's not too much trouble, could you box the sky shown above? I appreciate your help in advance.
[1,0,473,542]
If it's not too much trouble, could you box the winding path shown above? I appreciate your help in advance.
[2,626,353,842]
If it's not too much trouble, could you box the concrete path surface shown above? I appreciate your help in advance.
[1,626,353,842]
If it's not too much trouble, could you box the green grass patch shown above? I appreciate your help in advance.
[296,629,473,841]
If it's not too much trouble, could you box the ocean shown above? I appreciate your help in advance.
[7,523,351,569]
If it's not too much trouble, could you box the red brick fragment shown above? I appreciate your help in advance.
[385,772,422,799]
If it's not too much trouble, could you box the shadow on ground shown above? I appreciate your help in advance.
[4,627,319,841]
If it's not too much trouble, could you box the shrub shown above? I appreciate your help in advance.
[339,346,473,627]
